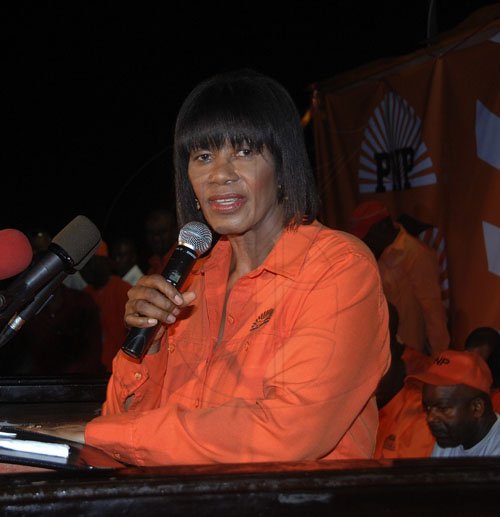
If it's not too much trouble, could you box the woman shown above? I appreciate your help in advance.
[42,69,390,465]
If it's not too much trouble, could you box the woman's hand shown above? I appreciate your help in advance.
[124,274,196,353]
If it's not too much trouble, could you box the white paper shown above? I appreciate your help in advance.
[0,438,70,458]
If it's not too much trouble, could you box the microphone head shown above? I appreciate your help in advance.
[178,222,213,256]
[51,215,102,271]
[0,229,33,281]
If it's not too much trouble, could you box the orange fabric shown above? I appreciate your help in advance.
[492,389,500,413]
[84,275,131,371]
[401,344,432,376]
[85,221,390,466]
[378,224,449,357]
[95,240,109,257]
[312,14,500,350]
[374,383,435,459]
[350,200,390,239]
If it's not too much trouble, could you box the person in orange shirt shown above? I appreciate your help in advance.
[349,200,450,358]
[375,303,434,459]
[80,241,132,372]
[35,69,390,466]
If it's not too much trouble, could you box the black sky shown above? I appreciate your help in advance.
[1,1,496,246]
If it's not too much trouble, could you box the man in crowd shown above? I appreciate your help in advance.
[349,200,449,358]
[374,303,434,458]
[407,350,500,457]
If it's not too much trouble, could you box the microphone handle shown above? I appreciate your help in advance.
[121,245,198,360]
[0,271,67,349]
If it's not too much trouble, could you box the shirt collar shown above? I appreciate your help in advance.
[194,221,323,279]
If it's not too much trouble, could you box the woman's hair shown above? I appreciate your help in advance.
[173,69,319,229]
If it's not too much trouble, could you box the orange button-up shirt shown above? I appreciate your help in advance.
[378,224,449,357]
[375,382,435,459]
[85,221,390,466]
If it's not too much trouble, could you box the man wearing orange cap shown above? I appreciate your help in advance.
[350,200,449,358]
[407,350,500,457]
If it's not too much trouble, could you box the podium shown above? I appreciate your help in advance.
[0,376,498,515]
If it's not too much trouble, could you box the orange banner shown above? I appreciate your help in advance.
[313,12,500,347]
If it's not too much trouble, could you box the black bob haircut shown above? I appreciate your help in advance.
[173,69,319,229]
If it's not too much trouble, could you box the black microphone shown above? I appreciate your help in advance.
[0,272,66,348]
[121,221,213,360]
[0,215,101,338]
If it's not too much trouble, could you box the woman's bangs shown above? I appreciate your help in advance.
[178,102,271,155]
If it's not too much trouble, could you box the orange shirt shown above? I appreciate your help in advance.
[85,222,390,466]
[84,275,131,371]
[492,389,500,413]
[375,382,435,459]
[378,224,449,357]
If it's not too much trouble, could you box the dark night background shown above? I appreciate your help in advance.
[1,1,497,248]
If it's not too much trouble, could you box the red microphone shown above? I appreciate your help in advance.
[0,229,33,281]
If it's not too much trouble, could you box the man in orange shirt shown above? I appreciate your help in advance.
[81,241,131,372]
[350,200,449,358]
[375,303,434,459]
[36,70,390,466]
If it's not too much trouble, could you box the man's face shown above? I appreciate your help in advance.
[422,384,478,449]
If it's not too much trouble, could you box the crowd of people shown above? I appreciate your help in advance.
[0,207,178,375]
[1,69,498,463]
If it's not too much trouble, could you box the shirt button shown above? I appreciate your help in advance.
[195,398,200,408]
[228,315,234,324]
[114,452,121,460]
[168,343,176,353]
[134,372,142,381]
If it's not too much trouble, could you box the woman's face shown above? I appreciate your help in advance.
[187,142,284,239]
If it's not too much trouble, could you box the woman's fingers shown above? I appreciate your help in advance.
[124,274,196,328]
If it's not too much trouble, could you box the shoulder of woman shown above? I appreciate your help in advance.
[312,224,376,261]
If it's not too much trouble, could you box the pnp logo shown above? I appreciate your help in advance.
[433,357,450,366]
[250,309,274,331]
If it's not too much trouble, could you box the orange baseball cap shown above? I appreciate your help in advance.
[405,350,493,394]
[349,200,390,239]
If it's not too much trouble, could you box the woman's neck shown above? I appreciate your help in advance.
[227,223,284,282]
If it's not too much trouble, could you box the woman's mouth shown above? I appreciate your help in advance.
[208,194,245,213]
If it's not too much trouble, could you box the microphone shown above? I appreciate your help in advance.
[0,215,101,343]
[0,272,66,348]
[121,221,213,360]
[0,229,33,281]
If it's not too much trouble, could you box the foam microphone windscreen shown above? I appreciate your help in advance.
[51,215,102,270]
[0,229,33,281]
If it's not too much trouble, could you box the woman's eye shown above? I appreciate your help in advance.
[236,148,253,157]
[192,152,211,162]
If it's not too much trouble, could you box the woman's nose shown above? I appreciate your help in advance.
[209,156,239,184]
